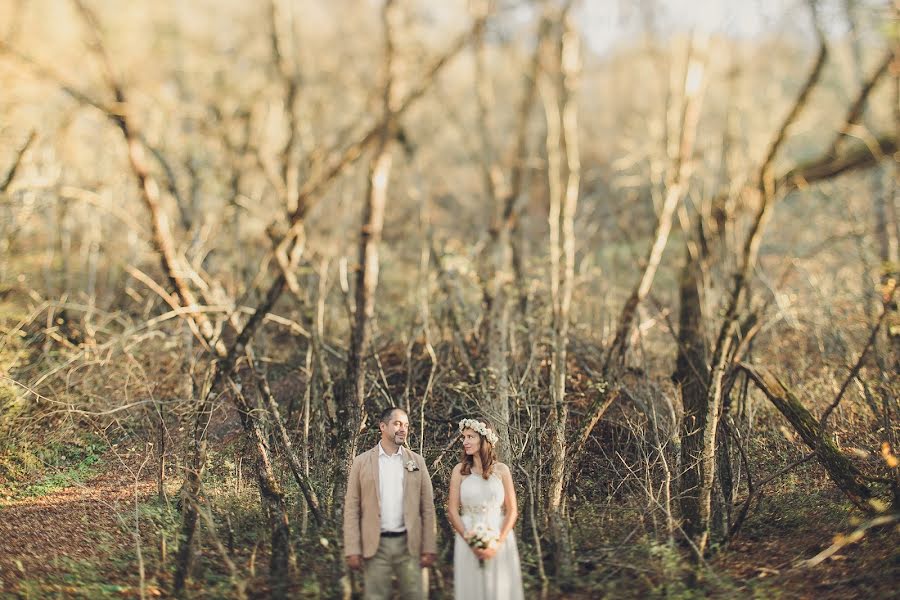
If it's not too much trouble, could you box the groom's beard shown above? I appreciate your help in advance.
[394,433,407,445]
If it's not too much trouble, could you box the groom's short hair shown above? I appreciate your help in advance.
[379,406,407,425]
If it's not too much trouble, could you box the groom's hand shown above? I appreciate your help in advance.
[420,553,437,568]
[347,555,363,570]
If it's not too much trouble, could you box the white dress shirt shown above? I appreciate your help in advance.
[378,441,406,533]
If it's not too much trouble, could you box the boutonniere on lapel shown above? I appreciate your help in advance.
[404,459,419,472]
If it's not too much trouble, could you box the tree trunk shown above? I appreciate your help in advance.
[889,25,900,371]
[254,362,324,526]
[688,26,828,557]
[481,247,513,457]
[337,0,396,494]
[675,248,712,549]
[173,368,213,596]
[230,380,293,599]
[173,281,288,595]
[542,11,580,581]
[338,130,393,475]
[469,5,513,456]
[605,34,708,371]
[739,364,874,507]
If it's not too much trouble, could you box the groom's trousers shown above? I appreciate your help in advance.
[363,533,426,600]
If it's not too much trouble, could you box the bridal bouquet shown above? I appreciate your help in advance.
[465,523,500,568]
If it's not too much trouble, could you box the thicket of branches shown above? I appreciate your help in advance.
[1,0,897,597]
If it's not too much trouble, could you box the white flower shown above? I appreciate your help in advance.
[404,459,419,472]
[465,523,500,550]
[458,418,500,445]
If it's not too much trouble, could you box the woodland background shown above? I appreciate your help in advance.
[0,0,898,598]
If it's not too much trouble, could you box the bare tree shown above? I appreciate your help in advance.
[606,34,708,371]
[543,6,581,581]
[336,0,397,513]
[676,1,898,553]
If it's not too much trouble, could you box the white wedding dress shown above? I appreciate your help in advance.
[454,472,525,600]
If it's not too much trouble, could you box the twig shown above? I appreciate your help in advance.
[799,513,899,568]
[818,282,896,430]
[195,497,249,599]
[825,49,895,158]
[0,130,35,193]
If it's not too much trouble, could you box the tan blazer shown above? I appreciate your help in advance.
[343,444,437,559]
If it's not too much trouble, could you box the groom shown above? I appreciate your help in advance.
[344,406,437,599]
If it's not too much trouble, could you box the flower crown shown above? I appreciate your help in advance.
[458,418,499,445]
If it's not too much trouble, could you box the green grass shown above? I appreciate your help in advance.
[11,555,161,600]
[0,439,104,501]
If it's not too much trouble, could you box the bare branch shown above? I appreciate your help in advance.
[818,281,896,430]
[757,10,828,187]
[800,514,899,568]
[825,49,894,158]
[290,13,488,223]
[0,130,35,193]
[779,135,897,190]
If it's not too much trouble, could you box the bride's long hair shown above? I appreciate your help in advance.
[460,417,497,480]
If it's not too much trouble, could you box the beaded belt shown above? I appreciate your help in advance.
[461,504,501,516]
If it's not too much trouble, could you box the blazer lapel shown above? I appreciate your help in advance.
[400,448,413,518]
[370,445,381,514]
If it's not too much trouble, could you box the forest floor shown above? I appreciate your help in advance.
[0,445,161,599]
[0,436,897,599]
[711,488,899,599]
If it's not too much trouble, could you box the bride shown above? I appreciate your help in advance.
[447,417,524,600]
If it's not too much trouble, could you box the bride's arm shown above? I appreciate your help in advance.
[447,463,467,537]
[497,463,519,544]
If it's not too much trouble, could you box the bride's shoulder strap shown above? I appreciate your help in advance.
[493,462,510,476]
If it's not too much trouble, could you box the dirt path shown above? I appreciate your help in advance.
[0,450,158,596]
[712,495,900,600]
